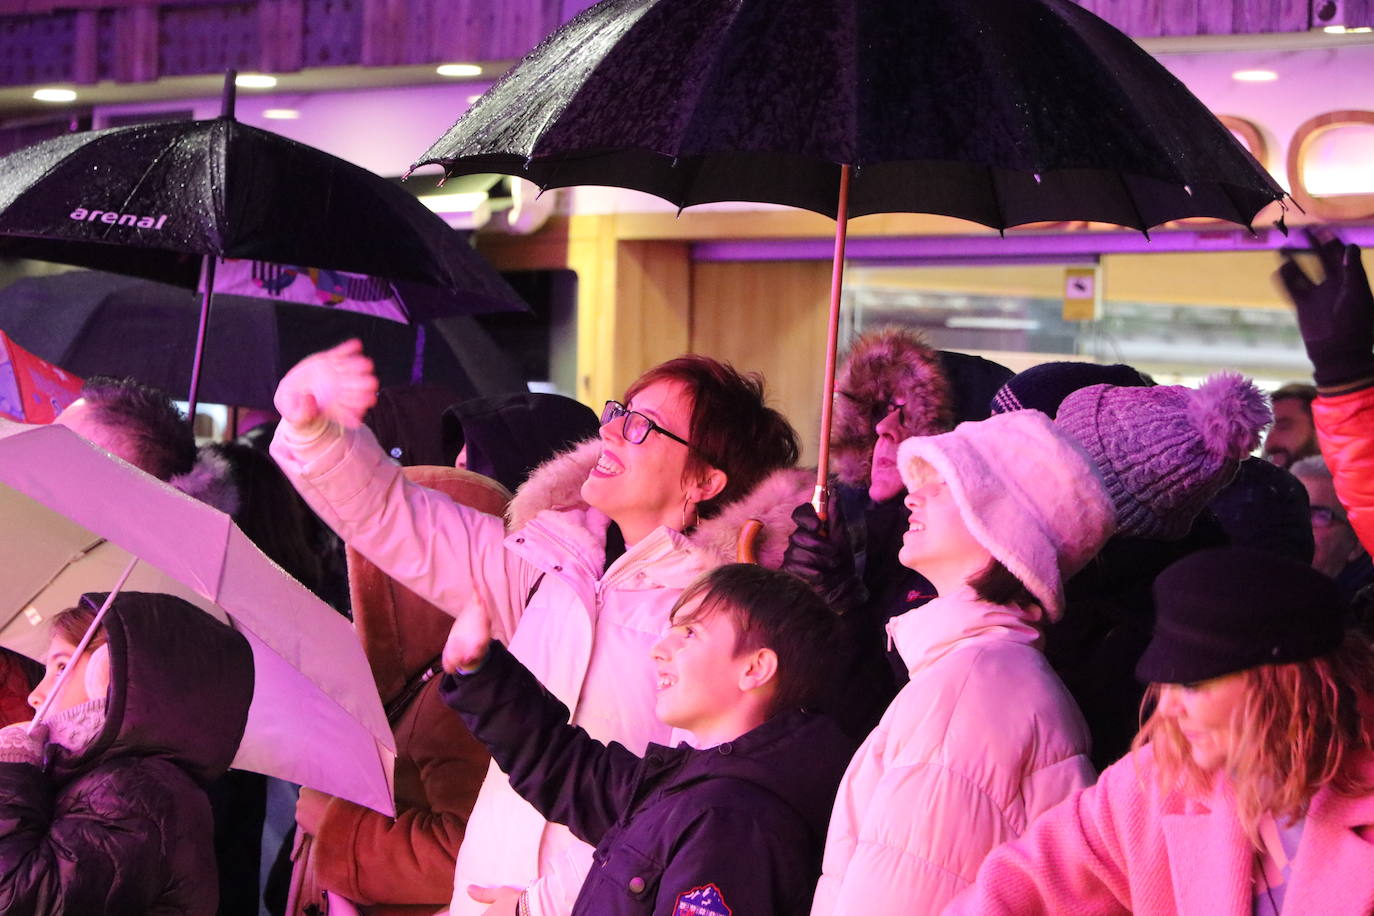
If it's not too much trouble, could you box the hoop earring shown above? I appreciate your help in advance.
[681,494,697,530]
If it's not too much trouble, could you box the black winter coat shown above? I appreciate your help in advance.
[441,642,855,916]
[0,592,254,916]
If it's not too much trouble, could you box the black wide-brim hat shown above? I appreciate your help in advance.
[1136,545,1347,684]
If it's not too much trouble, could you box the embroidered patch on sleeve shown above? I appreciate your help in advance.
[674,884,732,916]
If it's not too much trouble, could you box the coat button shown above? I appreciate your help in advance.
[553,564,563,572]
[515,537,525,544]
[629,877,646,894]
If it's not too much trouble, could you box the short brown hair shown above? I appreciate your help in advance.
[1271,382,1317,417]
[80,376,196,481]
[968,558,1038,608]
[670,564,838,717]
[625,356,799,519]
[51,604,108,653]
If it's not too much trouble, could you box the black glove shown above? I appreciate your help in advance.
[1277,229,1374,388]
[782,499,867,614]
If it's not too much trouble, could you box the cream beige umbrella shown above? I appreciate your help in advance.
[0,418,396,816]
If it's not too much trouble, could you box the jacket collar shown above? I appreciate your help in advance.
[1160,752,1374,915]
[1285,752,1374,913]
[886,586,1044,678]
[505,438,812,571]
[1161,777,1253,916]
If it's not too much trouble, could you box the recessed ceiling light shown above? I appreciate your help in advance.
[235,73,278,89]
[1232,69,1278,82]
[33,88,76,102]
[418,191,489,212]
[437,63,482,78]
[263,108,300,120]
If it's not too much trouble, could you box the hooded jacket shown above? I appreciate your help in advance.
[0,592,253,916]
[810,588,1094,916]
[443,392,602,493]
[270,421,810,916]
[1315,385,1374,555]
[441,641,854,916]
[945,746,1374,916]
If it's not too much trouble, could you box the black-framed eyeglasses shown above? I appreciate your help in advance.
[601,401,692,448]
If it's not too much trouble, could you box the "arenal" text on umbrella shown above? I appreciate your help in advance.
[69,208,167,229]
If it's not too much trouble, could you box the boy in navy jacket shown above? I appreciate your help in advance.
[440,563,855,916]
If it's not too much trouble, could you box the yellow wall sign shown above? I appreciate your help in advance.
[1063,268,1098,321]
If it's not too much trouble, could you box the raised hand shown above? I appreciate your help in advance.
[442,599,493,674]
[273,339,379,431]
[1277,229,1374,388]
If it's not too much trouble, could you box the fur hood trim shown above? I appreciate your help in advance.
[507,438,812,569]
[832,327,953,488]
[169,447,240,516]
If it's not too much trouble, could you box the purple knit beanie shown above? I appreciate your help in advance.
[1054,372,1271,540]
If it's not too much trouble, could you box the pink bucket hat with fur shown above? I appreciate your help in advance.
[897,411,1115,620]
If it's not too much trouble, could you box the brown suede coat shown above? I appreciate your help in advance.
[291,465,509,916]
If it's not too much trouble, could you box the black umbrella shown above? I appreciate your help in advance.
[0,73,525,414]
[0,269,526,411]
[414,0,1288,512]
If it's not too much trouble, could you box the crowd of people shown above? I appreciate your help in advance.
[0,230,1371,916]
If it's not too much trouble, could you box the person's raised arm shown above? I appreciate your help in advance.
[438,638,641,849]
[1278,231,1374,552]
[270,344,529,637]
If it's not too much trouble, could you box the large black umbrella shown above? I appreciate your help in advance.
[414,0,1288,511]
[0,269,526,410]
[0,74,525,413]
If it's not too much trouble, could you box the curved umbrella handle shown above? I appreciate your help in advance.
[735,519,763,564]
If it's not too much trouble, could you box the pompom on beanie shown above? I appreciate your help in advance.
[897,411,1116,620]
[1054,372,1272,541]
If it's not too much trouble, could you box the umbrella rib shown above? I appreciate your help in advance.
[104,133,204,244]
[1112,169,1150,234]
[986,165,1007,232]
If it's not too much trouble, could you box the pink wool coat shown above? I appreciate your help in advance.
[945,746,1374,915]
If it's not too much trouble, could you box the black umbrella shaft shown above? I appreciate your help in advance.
[187,256,217,418]
[221,69,237,119]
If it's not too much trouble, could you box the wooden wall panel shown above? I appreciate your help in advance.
[0,0,1358,91]
[690,260,832,463]
[611,240,691,399]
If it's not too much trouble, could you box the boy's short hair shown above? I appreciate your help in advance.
[670,564,839,717]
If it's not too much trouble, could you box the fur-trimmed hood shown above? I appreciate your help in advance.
[507,438,811,569]
[169,446,239,515]
[832,327,953,488]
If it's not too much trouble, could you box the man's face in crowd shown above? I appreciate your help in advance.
[1299,473,1364,579]
[1262,398,1318,470]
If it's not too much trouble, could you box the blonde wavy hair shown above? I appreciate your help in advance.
[1133,634,1374,848]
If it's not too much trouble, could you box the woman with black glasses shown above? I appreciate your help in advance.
[270,342,806,916]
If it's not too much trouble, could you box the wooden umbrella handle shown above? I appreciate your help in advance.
[736,519,763,564]
[814,163,852,522]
